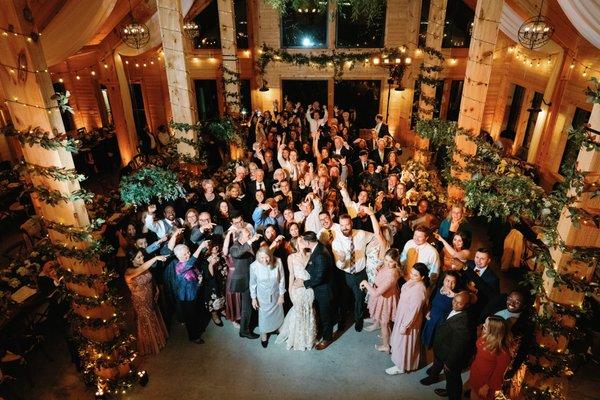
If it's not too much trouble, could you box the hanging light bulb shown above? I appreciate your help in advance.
[183,21,200,40]
[118,0,150,49]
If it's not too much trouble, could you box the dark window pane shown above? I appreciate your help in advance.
[446,79,463,121]
[418,0,431,47]
[336,3,385,48]
[442,0,474,48]
[239,79,251,114]
[334,80,381,129]
[235,0,249,49]
[53,82,75,131]
[193,0,221,49]
[281,5,327,48]
[282,80,328,109]
[501,84,525,140]
[559,107,591,175]
[194,80,220,120]
[410,81,444,128]
[129,83,147,136]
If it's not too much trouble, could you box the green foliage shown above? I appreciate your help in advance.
[17,161,85,182]
[205,117,239,144]
[50,90,74,114]
[584,76,600,104]
[415,119,457,151]
[0,126,80,152]
[119,166,186,206]
[27,185,93,206]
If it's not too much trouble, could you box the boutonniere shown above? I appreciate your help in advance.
[308,261,313,265]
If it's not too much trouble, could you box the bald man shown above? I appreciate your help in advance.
[421,291,475,400]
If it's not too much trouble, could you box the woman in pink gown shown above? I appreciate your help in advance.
[360,248,401,353]
[125,251,169,356]
[385,262,429,375]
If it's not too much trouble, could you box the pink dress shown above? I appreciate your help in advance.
[390,280,427,372]
[126,271,168,356]
[367,266,400,323]
[224,255,242,322]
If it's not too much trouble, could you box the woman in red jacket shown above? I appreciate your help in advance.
[468,315,513,399]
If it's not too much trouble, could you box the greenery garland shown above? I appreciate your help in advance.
[584,76,600,104]
[119,166,186,207]
[58,267,117,287]
[39,216,104,242]
[16,161,85,182]
[27,185,94,206]
[0,126,80,152]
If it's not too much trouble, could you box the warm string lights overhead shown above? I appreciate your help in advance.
[0,24,42,42]
[507,45,598,78]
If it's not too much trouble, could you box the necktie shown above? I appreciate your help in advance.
[363,162,366,170]
[257,182,263,191]
[348,236,356,274]
[327,229,333,244]
[475,268,483,276]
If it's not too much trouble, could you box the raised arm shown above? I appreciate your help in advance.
[125,255,167,279]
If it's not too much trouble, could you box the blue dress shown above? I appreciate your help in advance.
[421,289,453,348]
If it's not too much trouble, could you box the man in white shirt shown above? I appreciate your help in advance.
[331,214,379,332]
[145,204,184,239]
[294,193,323,233]
[306,104,329,134]
[400,225,441,282]
[317,211,340,246]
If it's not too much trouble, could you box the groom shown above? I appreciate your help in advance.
[294,231,335,350]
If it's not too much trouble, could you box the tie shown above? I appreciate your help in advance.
[475,268,483,276]
[348,236,356,274]
[363,162,366,170]
[327,229,333,244]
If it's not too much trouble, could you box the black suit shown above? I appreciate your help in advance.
[369,148,389,166]
[229,242,255,334]
[431,311,475,400]
[304,243,334,341]
[247,179,272,199]
[377,123,389,137]
[464,261,500,321]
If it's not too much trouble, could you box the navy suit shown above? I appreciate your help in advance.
[304,243,335,341]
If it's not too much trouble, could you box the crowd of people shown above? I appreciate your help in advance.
[118,99,533,400]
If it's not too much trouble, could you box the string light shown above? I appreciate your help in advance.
[583,67,588,77]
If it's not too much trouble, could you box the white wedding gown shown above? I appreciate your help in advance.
[276,253,317,351]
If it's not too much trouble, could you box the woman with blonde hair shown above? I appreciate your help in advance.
[250,247,286,347]
[360,248,402,353]
[438,203,472,244]
[468,316,513,399]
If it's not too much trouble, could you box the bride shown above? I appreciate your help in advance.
[276,238,317,350]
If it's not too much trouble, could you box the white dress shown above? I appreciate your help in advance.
[276,253,317,351]
[250,258,286,334]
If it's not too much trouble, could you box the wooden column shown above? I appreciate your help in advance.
[0,0,132,394]
[156,0,196,156]
[112,52,139,164]
[450,0,503,198]
[218,0,241,115]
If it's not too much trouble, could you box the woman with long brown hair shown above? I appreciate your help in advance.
[468,316,513,399]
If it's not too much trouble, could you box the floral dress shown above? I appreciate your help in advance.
[200,256,228,312]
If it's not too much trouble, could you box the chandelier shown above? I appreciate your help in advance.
[119,0,151,49]
[518,0,554,50]
[183,21,200,40]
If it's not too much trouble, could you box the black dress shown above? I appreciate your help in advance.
[200,257,228,312]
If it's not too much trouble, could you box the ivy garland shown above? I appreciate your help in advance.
[119,166,186,207]
[16,161,85,182]
[40,217,105,242]
[584,76,600,104]
[27,185,94,206]
[58,267,118,287]
[0,126,80,152]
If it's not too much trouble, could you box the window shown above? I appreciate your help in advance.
[442,0,474,48]
[99,84,114,126]
[500,84,525,140]
[559,107,591,175]
[194,80,220,120]
[334,80,381,129]
[235,0,249,49]
[282,80,328,110]
[418,0,431,47]
[336,3,385,48]
[239,79,251,114]
[193,0,221,49]
[446,80,463,121]
[521,92,544,150]
[411,81,444,128]
[129,83,148,136]
[53,82,75,132]
[281,5,327,48]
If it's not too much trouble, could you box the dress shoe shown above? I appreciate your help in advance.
[420,376,440,386]
[261,339,268,348]
[191,338,205,344]
[355,319,364,332]
[434,388,448,397]
[315,340,333,350]
[425,365,435,375]
[239,331,260,339]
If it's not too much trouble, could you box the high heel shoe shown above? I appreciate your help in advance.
[261,338,268,348]
[375,344,390,353]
